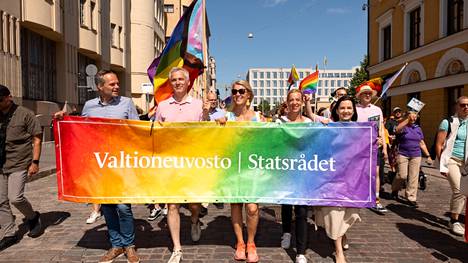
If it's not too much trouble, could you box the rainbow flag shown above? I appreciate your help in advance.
[287,65,299,89]
[299,69,319,94]
[147,0,205,103]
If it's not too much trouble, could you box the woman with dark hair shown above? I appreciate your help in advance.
[315,96,360,263]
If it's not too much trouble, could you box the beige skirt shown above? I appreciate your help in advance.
[314,206,361,240]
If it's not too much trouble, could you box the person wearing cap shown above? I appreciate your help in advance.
[355,80,388,213]
[391,110,432,207]
[0,85,43,251]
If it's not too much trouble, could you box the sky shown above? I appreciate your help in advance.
[206,0,367,97]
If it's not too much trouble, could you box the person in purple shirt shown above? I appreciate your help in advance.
[391,111,432,207]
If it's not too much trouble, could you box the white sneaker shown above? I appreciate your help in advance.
[450,222,465,236]
[168,250,183,263]
[281,232,291,249]
[296,254,307,263]
[191,220,201,242]
[86,211,101,224]
[162,207,168,216]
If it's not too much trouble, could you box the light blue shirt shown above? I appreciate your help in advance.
[439,118,467,159]
[82,96,139,120]
[209,108,226,121]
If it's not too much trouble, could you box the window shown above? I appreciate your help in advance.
[273,80,277,87]
[447,0,464,35]
[77,53,97,104]
[253,89,257,96]
[111,23,117,47]
[347,73,353,77]
[327,73,333,77]
[319,80,323,87]
[260,80,264,87]
[266,89,271,96]
[299,72,304,79]
[253,71,257,79]
[118,26,122,48]
[331,80,335,87]
[383,25,391,60]
[448,86,464,116]
[273,89,277,96]
[253,80,258,87]
[21,28,57,101]
[260,89,264,96]
[334,73,340,78]
[80,0,86,25]
[341,73,347,78]
[337,80,342,86]
[90,1,96,30]
[266,72,270,78]
[325,80,329,87]
[273,72,277,79]
[266,80,270,87]
[318,89,322,96]
[260,72,264,78]
[344,80,349,86]
[164,4,174,13]
[409,7,421,50]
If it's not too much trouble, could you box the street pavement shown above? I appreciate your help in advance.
[0,161,467,262]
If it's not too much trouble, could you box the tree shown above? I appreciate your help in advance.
[257,99,270,115]
[348,55,369,97]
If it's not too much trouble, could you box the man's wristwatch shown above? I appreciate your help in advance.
[32,160,40,165]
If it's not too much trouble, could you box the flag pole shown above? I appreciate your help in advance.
[201,0,208,100]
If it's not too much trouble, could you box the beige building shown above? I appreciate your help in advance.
[368,0,468,145]
[0,0,167,139]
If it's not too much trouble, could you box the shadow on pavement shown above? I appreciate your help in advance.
[386,203,449,230]
[17,211,71,239]
[397,223,468,262]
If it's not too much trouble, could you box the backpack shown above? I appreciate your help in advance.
[429,116,453,160]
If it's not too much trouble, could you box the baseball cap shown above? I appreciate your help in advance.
[392,107,402,112]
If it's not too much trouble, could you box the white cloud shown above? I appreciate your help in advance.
[326,8,349,14]
[263,0,288,7]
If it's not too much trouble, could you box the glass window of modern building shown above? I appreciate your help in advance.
[266,80,270,87]
[273,89,277,96]
[318,89,322,96]
[331,80,335,87]
[334,73,340,78]
[266,89,271,96]
[347,73,352,77]
[337,80,341,86]
[273,80,277,87]
[253,80,258,86]
[325,80,329,86]
[260,72,264,78]
[327,73,333,77]
[344,80,349,86]
[273,72,277,79]
[266,71,271,78]
[253,89,257,96]
[260,80,264,87]
[253,71,258,79]
[319,80,323,87]
[260,89,264,96]
[341,73,347,78]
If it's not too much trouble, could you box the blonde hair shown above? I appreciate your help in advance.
[286,89,303,102]
[231,80,254,102]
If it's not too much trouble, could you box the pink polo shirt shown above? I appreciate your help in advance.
[356,103,383,123]
[155,96,203,122]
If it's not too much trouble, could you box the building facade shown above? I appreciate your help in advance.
[0,0,167,139]
[368,0,468,145]
[246,67,355,111]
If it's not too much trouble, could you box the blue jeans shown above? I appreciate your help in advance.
[101,204,135,247]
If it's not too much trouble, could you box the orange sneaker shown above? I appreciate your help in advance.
[246,242,259,263]
[234,242,246,261]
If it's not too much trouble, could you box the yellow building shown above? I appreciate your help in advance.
[368,0,468,144]
[0,0,166,139]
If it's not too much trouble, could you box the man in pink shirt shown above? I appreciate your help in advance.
[356,81,388,214]
[155,67,209,263]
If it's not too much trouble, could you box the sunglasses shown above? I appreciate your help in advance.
[459,103,468,108]
[232,89,247,95]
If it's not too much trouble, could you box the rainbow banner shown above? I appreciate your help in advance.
[54,116,377,207]
[299,70,319,94]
